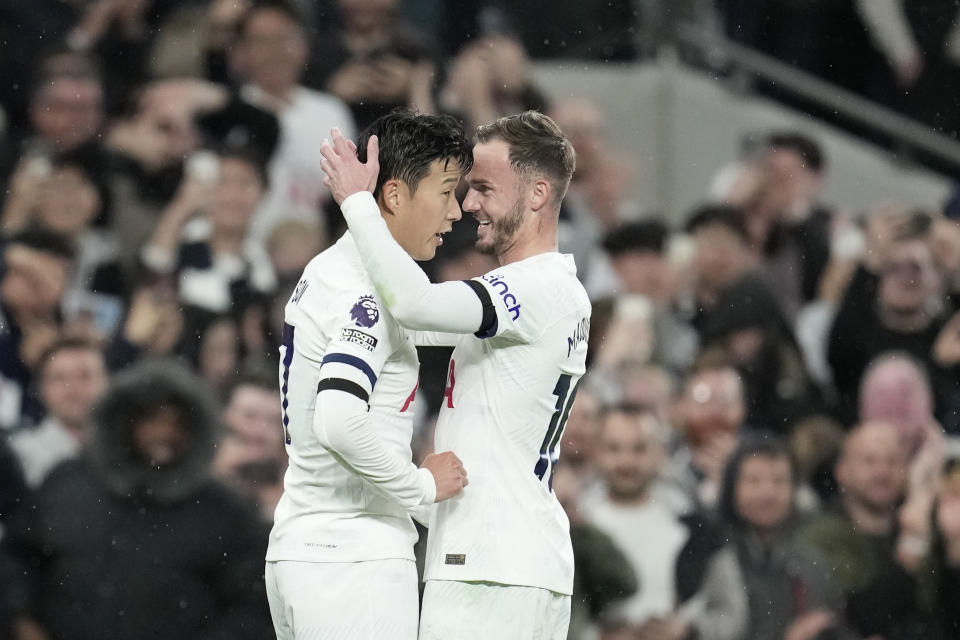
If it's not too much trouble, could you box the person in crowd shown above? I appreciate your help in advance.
[829,216,960,427]
[720,132,834,320]
[549,98,639,292]
[230,0,355,241]
[597,221,698,377]
[3,147,124,339]
[0,360,274,640]
[140,146,275,315]
[552,463,638,640]
[916,458,960,639]
[0,50,104,192]
[584,404,747,640]
[309,0,438,130]
[8,337,108,488]
[662,355,749,512]
[213,373,287,522]
[718,434,843,640]
[437,33,549,133]
[799,420,928,639]
[0,229,74,431]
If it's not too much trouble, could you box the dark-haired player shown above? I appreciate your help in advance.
[265,111,471,639]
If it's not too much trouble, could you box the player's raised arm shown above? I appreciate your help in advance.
[321,129,497,337]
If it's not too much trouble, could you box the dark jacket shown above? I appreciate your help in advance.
[2,361,272,640]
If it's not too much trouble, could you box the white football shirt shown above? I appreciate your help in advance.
[423,253,591,595]
[266,232,431,564]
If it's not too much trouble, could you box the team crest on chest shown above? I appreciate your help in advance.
[350,294,380,328]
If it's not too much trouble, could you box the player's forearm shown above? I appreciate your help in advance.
[314,389,436,507]
[341,192,483,333]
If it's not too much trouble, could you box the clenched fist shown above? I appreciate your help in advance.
[421,451,468,502]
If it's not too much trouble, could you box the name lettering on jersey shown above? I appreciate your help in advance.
[567,316,590,357]
[445,554,466,565]
[339,328,378,352]
[481,273,521,320]
[350,294,380,328]
[290,278,309,304]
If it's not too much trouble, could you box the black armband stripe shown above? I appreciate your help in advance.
[463,279,498,339]
[317,377,370,404]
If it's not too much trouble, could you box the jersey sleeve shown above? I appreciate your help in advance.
[467,264,542,344]
[308,290,436,507]
[340,192,489,334]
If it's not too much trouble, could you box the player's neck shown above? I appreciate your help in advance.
[497,220,559,266]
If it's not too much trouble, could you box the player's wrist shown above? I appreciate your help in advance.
[417,466,437,504]
[341,191,380,221]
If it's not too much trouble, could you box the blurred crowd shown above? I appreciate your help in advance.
[0,1,959,640]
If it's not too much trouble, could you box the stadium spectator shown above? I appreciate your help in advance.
[230,0,355,241]
[662,357,748,512]
[309,0,438,130]
[140,147,275,314]
[722,132,834,320]
[213,373,287,522]
[584,404,747,639]
[829,217,960,427]
[8,337,108,488]
[552,463,638,640]
[597,221,698,376]
[799,421,927,639]
[0,360,273,640]
[718,434,842,640]
[0,229,74,431]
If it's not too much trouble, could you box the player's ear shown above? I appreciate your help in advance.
[382,178,403,215]
[529,177,551,212]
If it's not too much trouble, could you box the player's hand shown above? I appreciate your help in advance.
[421,451,468,502]
[319,128,379,206]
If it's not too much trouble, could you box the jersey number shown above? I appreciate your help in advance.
[534,373,579,490]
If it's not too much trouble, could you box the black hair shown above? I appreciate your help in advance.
[601,219,669,256]
[50,144,113,227]
[718,432,797,529]
[765,131,825,173]
[357,110,473,200]
[218,145,271,189]
[4,228,75,262]
[236,0,307,42]
[684,204,751,245]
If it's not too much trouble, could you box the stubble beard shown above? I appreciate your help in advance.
[476,198,525,257]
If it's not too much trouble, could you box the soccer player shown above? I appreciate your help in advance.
[265,111,472,640]
[320,111,590,639]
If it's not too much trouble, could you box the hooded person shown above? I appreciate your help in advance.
[0,360,273,640]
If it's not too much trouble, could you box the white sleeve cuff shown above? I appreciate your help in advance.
[418,466,437,505]
[341,191,380,221]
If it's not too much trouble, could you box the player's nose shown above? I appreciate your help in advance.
[462,188,479,213]
[447,199,463,221]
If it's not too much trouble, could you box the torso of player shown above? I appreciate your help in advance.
[267,234,421,563]
[425,252,591,595]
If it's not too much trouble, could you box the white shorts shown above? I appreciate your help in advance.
[266,558,419,640]
[419,580,571,640]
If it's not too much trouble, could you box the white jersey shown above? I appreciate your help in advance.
[267,232,426,564]
[423,252,591,595]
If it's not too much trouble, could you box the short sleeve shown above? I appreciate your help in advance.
[469,266,540,344]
